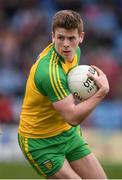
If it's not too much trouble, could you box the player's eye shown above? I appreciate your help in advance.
[58,36,64,41]
[68,37,75,41]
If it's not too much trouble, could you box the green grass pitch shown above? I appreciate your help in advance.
[0,162,122,179]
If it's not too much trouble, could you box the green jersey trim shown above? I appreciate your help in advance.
[34,47,71,102]
[49,51,69,100]
[76,46,81,65]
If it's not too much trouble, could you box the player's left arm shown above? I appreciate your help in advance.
[53,66,110,126]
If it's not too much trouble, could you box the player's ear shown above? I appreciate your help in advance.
[79,32,85,43]
[52,32,55,43]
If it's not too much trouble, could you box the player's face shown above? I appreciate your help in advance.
[52,28,84,62]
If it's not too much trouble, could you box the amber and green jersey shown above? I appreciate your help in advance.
[18,43,81,138]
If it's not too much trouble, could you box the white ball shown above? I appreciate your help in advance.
[67,65,98,101]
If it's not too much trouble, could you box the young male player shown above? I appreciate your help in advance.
[18,10,109,179]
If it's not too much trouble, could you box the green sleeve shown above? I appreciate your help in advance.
[34,60,71,102]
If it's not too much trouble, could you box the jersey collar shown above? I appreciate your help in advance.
[52,43,65,63]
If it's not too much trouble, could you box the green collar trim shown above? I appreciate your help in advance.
[52,43,65,63]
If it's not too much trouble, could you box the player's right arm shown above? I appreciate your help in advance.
[53,66,109,126]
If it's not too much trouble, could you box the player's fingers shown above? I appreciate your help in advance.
[87,73,96,81]
[87,73,100,90]
[87,73,101,89]
[91,65,104,76]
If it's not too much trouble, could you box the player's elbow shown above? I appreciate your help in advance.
[65,109,81,126]
[68,117,81,126]
[68,120,79,126]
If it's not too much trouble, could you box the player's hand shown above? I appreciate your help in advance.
[88,65,110,97]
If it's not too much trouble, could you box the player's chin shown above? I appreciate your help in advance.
[64,55,74,62]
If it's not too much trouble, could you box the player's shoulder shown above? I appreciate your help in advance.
[34,45,58,83]
[34,43,65,82]
[34,44,53,71]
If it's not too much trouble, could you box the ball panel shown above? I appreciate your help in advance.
[67,65,98,101]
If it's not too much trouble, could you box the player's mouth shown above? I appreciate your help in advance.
[62,50,71,55]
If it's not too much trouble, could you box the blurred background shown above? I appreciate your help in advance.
[0,0,122,178]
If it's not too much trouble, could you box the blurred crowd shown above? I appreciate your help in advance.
[0,0,122,129]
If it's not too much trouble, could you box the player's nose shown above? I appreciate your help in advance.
[63,39,70,47]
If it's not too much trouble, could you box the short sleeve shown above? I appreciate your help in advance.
[34,61,71,102]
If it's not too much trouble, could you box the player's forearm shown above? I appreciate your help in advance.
[53,61,109,126]
[53,86,109,126]
[68,90,106,126]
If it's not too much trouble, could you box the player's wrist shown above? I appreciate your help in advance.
[95,88,109,99]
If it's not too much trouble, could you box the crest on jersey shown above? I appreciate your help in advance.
[43,160,53,170]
